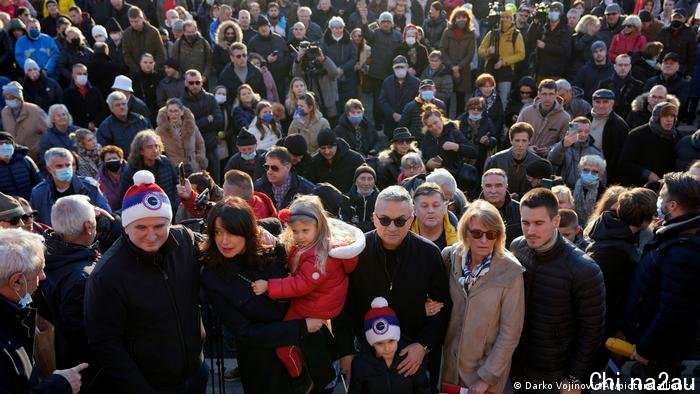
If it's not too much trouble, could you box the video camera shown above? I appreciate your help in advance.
[487,1,504,32]
[297,41,326,76]
[533,2,550,24]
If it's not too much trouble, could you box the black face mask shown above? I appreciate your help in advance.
[105,160,122,172]
[185,34,197,43]
[670,20,683,29]
[70,37,80,47]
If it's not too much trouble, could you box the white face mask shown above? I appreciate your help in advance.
[394,68,407,78]
[405,36,416,45]
[215,94,227,104]
[109,33,121,42]
[76,75,88,85]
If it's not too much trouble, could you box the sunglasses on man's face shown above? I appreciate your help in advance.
[234,53,247,59]
[187,80,202,85]
[375,214,410,227]
[5,215,29,226]
[264,164,282,172]
[468,229,499,240]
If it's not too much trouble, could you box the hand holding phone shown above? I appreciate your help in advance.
[178,162,186,186]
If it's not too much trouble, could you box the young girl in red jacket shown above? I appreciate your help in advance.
[252,195,366,386]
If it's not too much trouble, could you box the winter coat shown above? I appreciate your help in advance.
[120,156,180,213]
[441,245,524,394]
[21,74,62,112]
[608,31,647,62]
[85,227,205,392]
[121,21,166,74]
[30,175,112,225]
[361,26,402,80]
[548,136,605,189]
[218,62,267,107]
[563,93,592,119]
[248,32,291,87]
[200,245,299,394]
[156,76,185,108]
[230,103,256,137]
[347,185,378,233]
[1,102,50,163]
[626,92,678,130]
[212,24,235,80]
[440,24,476,92]
[675,130,700,171]
[394,42,429,77]
[622,212,700,362]
[172,34,213,78]
[571,32,597,74]
[525,20,572,79]
[597,73,644,120]
[96,112,151,157]
[131,70,162,120]
[509,234,605,381]
[87,52,126,98]
[334,114,378,156]
[63,83,108,128]
[377,148,418,189]
[574,60,614,102]
[254,169,316,209]
[586,211,640,337]
[349,340,431,394]
[287,112,331,153]
[0,297,72,394]
[378,74,420,124]
[421,122,478,177]
[597,18,625,48]
[14,34,60,78]
[155,107,208,172]
[38,126,79,165]
[484,148,541,201]
[223,150,266,181]
[180,89,224,137]
[456,114,497,171]
[643,71,690,104]
[585,110,629,185]
[420,64,453,104]
[96,163,124,211]
[422,13,447,50]
[399,97,447,138]
[477,23,526,79]
[309,138,365,193]
[247,118,283,152]
[321,28,358,98]
[630,52,660,83]
[0,144,41,201]
[655,25,697,76]
[292,56,341,117]
[269,219,364,319]
[618,123,678,186]
[56,44,94,85]
[516,98,571,151]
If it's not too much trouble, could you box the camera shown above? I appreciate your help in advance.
[533,2,550,24]
[298,41,326,75]
[487,1,504,32]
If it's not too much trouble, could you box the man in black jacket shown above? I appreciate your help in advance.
[524,1,571,80]
[510,188,605,392]
[64,63,108,131]
[308,129,365,193]
[481,168,522,247]
[254,146,315,210]
[623,172,700,383]
[597,53,643,120]
[247,16,290,99]
[585,89,630,185]
[218,42,267,106]
[335,185,451,393]
[85,170,208,393]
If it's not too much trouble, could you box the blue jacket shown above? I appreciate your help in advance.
[39,126,79,166]
[30,175,112,225]
[254,170,315,210]
[96,113,151,158]
[0,145,42,200]
[14,34,60,78]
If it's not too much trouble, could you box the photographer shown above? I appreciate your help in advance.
[524,1,572,81]
[292,40,341,121]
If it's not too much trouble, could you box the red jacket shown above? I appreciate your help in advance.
[250,191,277,219]
[609,31,647,62]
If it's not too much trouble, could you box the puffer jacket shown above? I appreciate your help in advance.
[38,126,79,165]
[347,185,378,233]
[361,25,402,80]
[309,138,365,193]
[440,23,476,92]
[516,97,571,151]
[510,234,605,381]
[420,121,477,176]
[422,13,447,50]
[268,219,364,319]
[548,136,604,189]
[212,21,241,78]
[622,213,700,362]
[608,30,647,62]
[155,107,208,173]
[0,145,42,200]
[1,101,50,163]
[574,60,614,102]
[181,88,224,135]
[675,130,700,171]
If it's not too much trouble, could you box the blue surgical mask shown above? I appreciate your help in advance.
[468,113,482,121]
[548,11,560,22]
[28,28,40,40]
[294,107,306,119]
[0,143,14,158]
[349,114,363,125]
[420,91,434,101]
[55,167,74,182]
[5,99,20,109]
[15,276,32,309]
[241,151,256,160]
[656,197,666,222]
[261,112,273,123]
[580,171,599,187]
[644,58,657,67]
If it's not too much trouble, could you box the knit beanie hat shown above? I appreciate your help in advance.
[0,192,23,221]
[316,128,337,147]
[526,159,553,180]
[364,297,401,346]
[591,40,607,53]
[23,58,39,74]
[354,164,376,182]
[283,134,308,156]
[236,130,257,146]
[92,25,107,40]
[121,171,173,227]
[2,81,23,101]
[651,102,678,123]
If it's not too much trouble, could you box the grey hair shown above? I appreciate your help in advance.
[44,147,74,167]
[0,228,45,283]
[376,186,414,213]
[426,168,456,194]
[482,167,508,185]
[51,195,96,239]
[106,91,127,108]
[579,154,606,172]
[401,152,424,169]
[48,104,73,127]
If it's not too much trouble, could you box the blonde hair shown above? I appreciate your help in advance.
[575,14,600,34]
[280,195,331,274]
[583,185,628,236]
[285,77,307,114]
[457,199,507,258]
[552,184,575,207]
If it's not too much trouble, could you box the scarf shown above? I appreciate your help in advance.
[648,121,677,141]
[78,145,101,173]
[573,179,598,224]
[475,88,497,111]
[458,251,492,291]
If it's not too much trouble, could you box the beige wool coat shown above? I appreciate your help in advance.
[441,244,525,394]
[155,107,208,173]
[1,102,49,163]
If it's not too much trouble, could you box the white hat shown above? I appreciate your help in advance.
[378,11,393,24]
[111,75,134,92]
[92,25,107,39]
[121,171,172,227]
[364,297,401,346]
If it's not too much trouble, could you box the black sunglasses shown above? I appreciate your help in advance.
[234,54,247,58]
[375,214,410,227]
[519,90,533,95]
[5,215,25,226]
[187,80,202,85]
[264,164,281,172]
[468,229,499,240]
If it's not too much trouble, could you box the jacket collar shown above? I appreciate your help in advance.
[656,212,700,238]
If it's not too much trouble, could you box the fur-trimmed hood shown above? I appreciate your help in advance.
[630,92,681,112]
[155,106,208,172]
[215,20,243,50]
[156,105,197,137]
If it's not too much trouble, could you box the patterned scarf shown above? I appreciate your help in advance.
[458,251,492,292]
[79,145,101,169]
[475,88,497,111]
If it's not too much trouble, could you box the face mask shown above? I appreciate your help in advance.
[456,20,467,28]
[185,34,197,43]
[349,114,363,125]
[241,151,257,160]
[70,37,80,46]
[55,167,73,182]
[420,91,434,101]
[468,113,482,121]
[580,172,599,187]
[15,276,32,309]
[95,35,106,43]
[548,11,560,22]
[28,28,40,39]
[215,94,227,104]
[110,33,122,42]
[405,36,416,45]
[295,107,306,118]
[644,58,657,67]
[670,20,683,29]
[105,159,121,172]
[5,99,20,109]
[656,197,667,221]
[261,112,273,123]
[0,143,14,158]
[76,75,88,85]
[394,68,407,78]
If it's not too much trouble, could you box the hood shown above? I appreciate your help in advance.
[323,27,350,44]
[215,20,243,49]
[587,211,636,244]
[571,85,585,99]
[43,230,99,273]
[630,92,681,112]
[328,217,366,263]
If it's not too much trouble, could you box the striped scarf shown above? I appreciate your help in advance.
[458,251,492,291]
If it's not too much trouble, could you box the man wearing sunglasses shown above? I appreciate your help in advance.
[218,42,267,108]
[335,185,450,392]
[0,192,26,229]
[253,146,315,210]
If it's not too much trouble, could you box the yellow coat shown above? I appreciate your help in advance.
[410,212,458,246]
[477,24,526,71]
[43,0,76,17]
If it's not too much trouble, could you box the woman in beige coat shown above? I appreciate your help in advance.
[441,199,525,394]
[155,98,208,173]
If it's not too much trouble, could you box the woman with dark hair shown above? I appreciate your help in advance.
[200,197,324,393]
[231,84,261,137]
[247,101,283,151]
[439,7,476,118]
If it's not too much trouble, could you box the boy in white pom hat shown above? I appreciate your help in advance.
[348,297,430,393]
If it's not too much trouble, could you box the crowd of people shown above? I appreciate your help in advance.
[1,0,700,393]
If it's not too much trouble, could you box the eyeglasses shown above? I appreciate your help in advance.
[375,215,410,227]
[395,139,411,145]
[234,54,247,58]
[187,80,202,85]
[468,229,499,240]
[264,164,281,172]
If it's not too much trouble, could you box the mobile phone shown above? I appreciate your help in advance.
[178,162,186,186]
[542,178,554,189]
[567,122,578,135]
